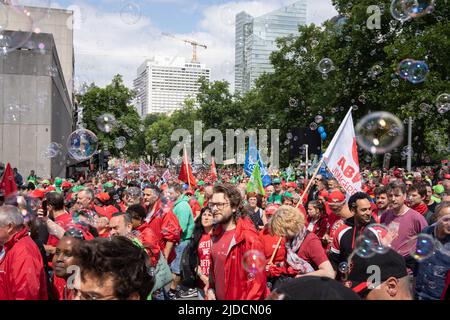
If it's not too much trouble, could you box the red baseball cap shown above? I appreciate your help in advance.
[96,192,110,202]
[327,190,345,203]
[287,182,298,189]
[45,186,56,193]
[444,174,450,180]
[29,189,45,199]
[62,181,72,188]
[265,203,279,215]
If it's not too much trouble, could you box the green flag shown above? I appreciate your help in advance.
[246,162,265,196]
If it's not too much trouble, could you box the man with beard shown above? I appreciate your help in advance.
[207,184,268,300]
[329,192,382,276]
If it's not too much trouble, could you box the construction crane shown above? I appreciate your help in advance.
[162,32,207,63]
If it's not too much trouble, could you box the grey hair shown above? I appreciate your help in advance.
[80,188,94,200]
[0,205,24,227]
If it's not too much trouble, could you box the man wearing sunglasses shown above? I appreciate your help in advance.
[207,184,268,300]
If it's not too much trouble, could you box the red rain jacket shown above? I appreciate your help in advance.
[210,217,269,300]
[0,228,48,300]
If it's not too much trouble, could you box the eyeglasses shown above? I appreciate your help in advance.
[208,202,230,210]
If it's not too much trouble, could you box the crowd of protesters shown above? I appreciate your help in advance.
[0,160,449,300]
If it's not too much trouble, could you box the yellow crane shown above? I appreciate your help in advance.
[162,32,207,63]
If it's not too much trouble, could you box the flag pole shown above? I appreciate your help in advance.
[268,237,283,265]
[296,158,324,208]
[184,145,191,187]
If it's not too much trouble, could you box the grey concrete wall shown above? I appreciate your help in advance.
[0,32,73,179]
[1,5,74,104]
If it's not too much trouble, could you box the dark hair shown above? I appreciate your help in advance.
[182,207,212,287]
[112,212,132,225]
[126,204,147,222]
[46,192,64,211]
[75,236,154,300]
[308,200,326,216]
[142,184,161,196]
[408,183,427,198]
[387,181,407,195]
[374,186,387,197]
[348,192,372,210]
[213,183,247,220]
[64,227,87,240]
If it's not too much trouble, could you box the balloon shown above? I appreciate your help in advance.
[321,132,327,140]
[318,126,325,134]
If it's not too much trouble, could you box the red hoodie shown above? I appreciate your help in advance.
[210,217,268,300]
[0,228,48,300]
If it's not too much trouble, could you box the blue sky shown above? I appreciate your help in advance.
[35,0,337,88]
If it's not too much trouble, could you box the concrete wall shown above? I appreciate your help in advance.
[0,31,73,178]
[1,5,74,104]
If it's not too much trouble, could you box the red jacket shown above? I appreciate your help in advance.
[143,200,181,264]
[94,204,119,220]
[210,217,269,300]
[0,228,48,300]
[259,226,286,278]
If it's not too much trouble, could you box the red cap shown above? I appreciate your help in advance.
[185,189,194,196]
[96,192,110,202]
[45,186,56,193]
[327,190,345,203]
[29,189,45,199]
[393,169,402,177]
[444,174,450,180]
[61,181,72,188]
[319,190,329,199]
[265,203,279,215]
[287,182,298,189]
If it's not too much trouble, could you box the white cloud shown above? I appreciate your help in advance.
[70,0,337,91]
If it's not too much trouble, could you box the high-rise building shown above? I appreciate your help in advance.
[235,1,307,95]
[134,56,210,116]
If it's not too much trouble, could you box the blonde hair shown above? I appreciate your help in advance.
[268,205,305,239]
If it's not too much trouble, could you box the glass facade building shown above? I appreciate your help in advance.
[235,1,307,95]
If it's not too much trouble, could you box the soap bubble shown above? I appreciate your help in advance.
[115,136,127,149]
[391,79,400,87]
[338,262,349,274]
[289,97,298,107]
[310,122,318,131]
[120,2,142,25]
[403,0,435,18]
[317,58,334,74]
[354,235,376,258]
[407,60,429,84]
[242,250,266,274]
[314,115,323,123]
[41,142,62,159]
[96,113,117,133]
[355,112,404,154]
[363,224,391,254]
[390,0,412,22]
[67,129,99,161]
[397,59,415,80]
[435,93,450,114]
[409,233,436,261]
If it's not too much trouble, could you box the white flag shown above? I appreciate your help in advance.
[323,108,361,197]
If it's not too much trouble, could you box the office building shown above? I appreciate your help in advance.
[235,0,307,94]
[134,56,210,115]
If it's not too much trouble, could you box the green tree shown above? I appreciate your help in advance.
[79,74,144,159]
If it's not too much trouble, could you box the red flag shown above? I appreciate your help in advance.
[210,157,218,182]
[178,149,197,187]
[0,163,18,197]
